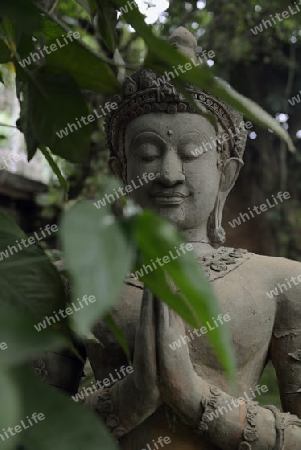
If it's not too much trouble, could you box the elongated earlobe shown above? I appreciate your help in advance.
[220,158,243,192]
[207,158,243,245]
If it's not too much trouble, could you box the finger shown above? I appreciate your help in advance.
[138,287,155,331]
[156,299,171,373]
[156,297,169,329]
[157,298,185,333]
[134,287,156,374]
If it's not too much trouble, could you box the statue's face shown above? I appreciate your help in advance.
[124,113,221,234]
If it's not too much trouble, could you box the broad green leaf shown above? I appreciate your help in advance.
[96,1,118,53]
[0,209,25,236]
[0,0,42,34]
[113,0,295,152]
[39,146,68,194]
[0,39,11,63]
[14,366,118,450]
[46,41,119,95]
[14,29,35,58]
[17,80,39,160]
[75,0,98,17]
[37,17,119,95]
[0,302,65,368]
[133,211,235,376]
[60,181,134,335]
[0,369,21,450]
[1,18,34,68]
[0,212,67,327]
[27,70,91,163]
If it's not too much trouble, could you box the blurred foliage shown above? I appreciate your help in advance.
[0,0,299,447]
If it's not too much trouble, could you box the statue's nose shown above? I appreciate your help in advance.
[157,152,185,186]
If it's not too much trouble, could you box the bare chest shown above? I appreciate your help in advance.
[187,278,276,378]
[90,270,276,387]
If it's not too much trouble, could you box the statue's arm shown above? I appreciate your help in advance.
[82,368,157,440]
[38,260,160,439]
[157,298,301,449]
[270,262,301,416]
[166,373,301,449]
[82,287,161,440]
[189,263,301,449]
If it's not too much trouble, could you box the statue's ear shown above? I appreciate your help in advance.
[108,156,123,180]
[220,157,243,193]
[207,157,243,245]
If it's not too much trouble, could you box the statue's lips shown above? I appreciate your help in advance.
[150,192,189,205]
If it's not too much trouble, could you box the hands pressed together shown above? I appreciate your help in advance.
[131,287,202,423]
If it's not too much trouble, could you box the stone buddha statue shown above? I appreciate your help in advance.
[40,28,301,449]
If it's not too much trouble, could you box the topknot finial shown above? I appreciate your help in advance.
[168,27,197,61]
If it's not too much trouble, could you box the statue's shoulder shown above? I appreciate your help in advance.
[201,247,301,299]
[240,252,301,309]
[245,252,301,280]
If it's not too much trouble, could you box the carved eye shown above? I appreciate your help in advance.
[179,142,209,161]
[179,142,214,161]
[178,132,215,161]
[135,143,160,162]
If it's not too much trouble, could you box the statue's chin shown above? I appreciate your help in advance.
[151,206,189,228]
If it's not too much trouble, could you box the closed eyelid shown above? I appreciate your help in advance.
[178,133,214,153]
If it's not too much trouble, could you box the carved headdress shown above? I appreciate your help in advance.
[105,27,247,180]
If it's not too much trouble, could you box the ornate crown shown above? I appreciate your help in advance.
[105,27,247,174]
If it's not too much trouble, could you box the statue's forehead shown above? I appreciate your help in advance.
[125,112,216,143]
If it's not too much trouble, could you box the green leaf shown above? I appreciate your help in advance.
[205,77,295,152]
[60,180,134,335]
[133,211,235,376]
[96,1,117,53]
[14,31,36,66]
[0,369,21,450]
[0,212,67,326]
[75,0,98,17]
[0,38,11,63]
[39,146,68,194]
[38,17,119,95]
[14,366,118,450]
[17,80,39,160]
[0,301,65,368]
[0,0,42,34]
[113,0,295,152]
[26,70,91,163]
[0,210,25,236]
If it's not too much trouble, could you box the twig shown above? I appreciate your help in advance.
[49,0,60,14]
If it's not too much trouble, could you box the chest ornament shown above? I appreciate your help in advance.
[198,247,252,282]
